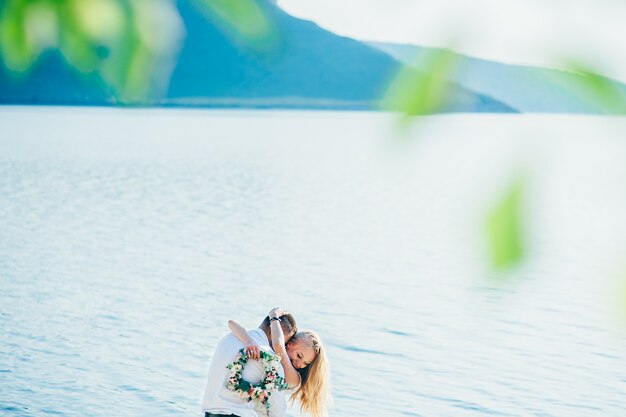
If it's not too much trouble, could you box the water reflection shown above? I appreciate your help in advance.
[1,107,626,416]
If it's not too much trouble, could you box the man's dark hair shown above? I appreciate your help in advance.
[261,312,297,339]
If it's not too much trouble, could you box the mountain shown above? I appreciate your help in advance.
[0,0,512,113]
[370,42,626,114]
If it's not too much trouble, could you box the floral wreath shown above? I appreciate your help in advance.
[226,348,289,411]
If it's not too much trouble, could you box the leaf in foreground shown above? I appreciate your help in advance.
[381,48,458,119]
[0,0,184,102]
[195,0,278,53]
[485,177,526,272]
[565,61,626,114]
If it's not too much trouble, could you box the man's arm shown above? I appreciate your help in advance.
[228,320,260,359]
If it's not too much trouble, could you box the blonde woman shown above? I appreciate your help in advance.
[228,308,333,417]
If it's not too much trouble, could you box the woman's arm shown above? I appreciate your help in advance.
[228,319,260,359]
[268,308,301,389]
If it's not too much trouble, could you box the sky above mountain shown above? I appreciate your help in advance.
[277,0,626,83]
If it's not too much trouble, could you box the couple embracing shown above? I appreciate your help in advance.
[202,308,332,417]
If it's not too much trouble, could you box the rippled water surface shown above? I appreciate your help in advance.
[2,107,626,416]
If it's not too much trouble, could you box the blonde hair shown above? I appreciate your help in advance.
[288,330,333,417]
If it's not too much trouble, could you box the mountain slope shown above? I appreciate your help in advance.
[166,0,513,112]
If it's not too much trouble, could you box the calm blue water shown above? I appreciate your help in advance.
[1,107,626,416]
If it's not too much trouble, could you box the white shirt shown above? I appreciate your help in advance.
[201,328,287,417]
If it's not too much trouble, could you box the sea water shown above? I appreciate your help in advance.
[1,107,626,416]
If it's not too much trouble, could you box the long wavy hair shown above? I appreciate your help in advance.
[288,330,333,417]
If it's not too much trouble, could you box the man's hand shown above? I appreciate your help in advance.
[268,307,285,319]
[245,343,260,360]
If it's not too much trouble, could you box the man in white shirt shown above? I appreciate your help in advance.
[202,314,297,417]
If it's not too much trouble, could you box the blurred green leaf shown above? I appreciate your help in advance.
[381,48,458,118]
[58,1,100,72]
[485,176,526,272]
[0,0,184,102]
[0,0,40,72]
[118,36,153,101]
[98,1,143,101]
[565,61,626,114]
[71,0,125,41]
[195,0,278,52]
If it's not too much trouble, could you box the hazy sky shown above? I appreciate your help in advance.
[277,0,626,82]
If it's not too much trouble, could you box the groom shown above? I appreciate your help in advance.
[201,312,297,417]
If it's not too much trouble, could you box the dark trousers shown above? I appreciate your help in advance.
[205,413,240,417]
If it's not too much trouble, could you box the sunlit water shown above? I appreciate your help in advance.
[1,107,626,416]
